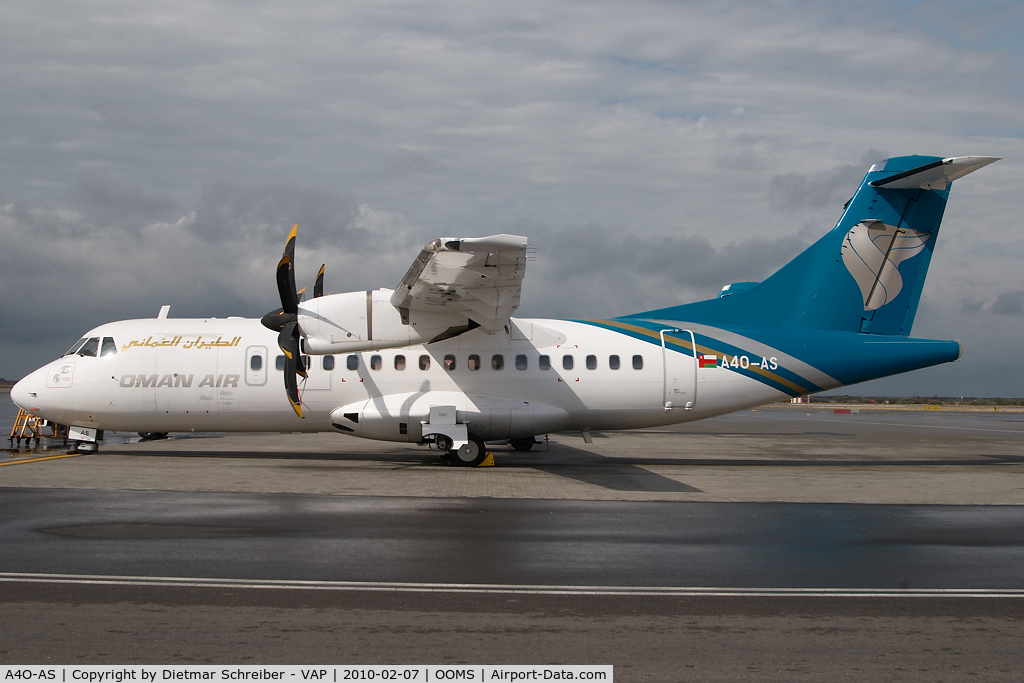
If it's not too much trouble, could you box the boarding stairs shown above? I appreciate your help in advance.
[9,408,64,446]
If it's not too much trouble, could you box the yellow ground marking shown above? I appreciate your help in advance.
[1,452,88,467]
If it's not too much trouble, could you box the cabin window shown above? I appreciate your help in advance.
[77,337,99,357]
[100,337,117,357]
[276,355,285,371]
[301,356,311,371]
[322,355,335,371]
[609,355,620,370]
[443,354,456,371]
[539,355,551,370]
[394,355,406,371]
[419,355,430,370]
[346,355,359,371]
[370,355,382,371]
[250,355,263,371]
[562,354,573,370]
[633,354,643,370]
[515,354,528,371]
[492,354,504,371]
[468,354,481,371]
[586,354,597,370]
[64,338,87,356]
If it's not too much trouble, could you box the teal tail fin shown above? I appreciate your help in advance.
[640,155,998,335]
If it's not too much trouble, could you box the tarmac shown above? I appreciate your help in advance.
[3,403,1024,680]
[4,404,1023,505]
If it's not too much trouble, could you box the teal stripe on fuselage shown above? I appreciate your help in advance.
[578,317,963,393]
[722,323,963,387]
[573,318,820,397]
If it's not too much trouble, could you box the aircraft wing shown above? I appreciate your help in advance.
[390,234,529,333]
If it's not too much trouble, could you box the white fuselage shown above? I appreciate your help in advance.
[13,316,790,442]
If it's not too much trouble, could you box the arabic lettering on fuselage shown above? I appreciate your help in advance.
[121,336,242,352]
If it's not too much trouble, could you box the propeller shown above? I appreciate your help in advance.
[260,225,306,418]
[314,264,325,298]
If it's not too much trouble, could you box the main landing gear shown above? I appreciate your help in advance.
[434,433,488,467]
[509,437,535,452]
[138,432,169,441]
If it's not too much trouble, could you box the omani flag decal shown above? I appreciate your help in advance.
[698,354,718,369]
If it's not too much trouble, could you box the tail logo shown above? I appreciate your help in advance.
[841,220,929,311]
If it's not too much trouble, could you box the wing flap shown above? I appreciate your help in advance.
[390,234,528,333]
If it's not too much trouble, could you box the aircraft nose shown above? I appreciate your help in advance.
[10,374,39,411]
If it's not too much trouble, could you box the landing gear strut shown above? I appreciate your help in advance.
[434,434,454,453]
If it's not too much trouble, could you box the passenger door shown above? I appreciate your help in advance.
[661,329,697,411]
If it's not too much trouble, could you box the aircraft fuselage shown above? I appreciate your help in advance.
[13,316,809,442]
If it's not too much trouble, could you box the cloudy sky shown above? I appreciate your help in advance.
[2,0,1022,396]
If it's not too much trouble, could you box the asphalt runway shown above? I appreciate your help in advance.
[3,403,1024,679]
[4,489,1024,590]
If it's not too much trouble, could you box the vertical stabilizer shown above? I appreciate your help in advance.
[637,155,998,336]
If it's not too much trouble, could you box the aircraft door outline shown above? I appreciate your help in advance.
[661,328,696,411]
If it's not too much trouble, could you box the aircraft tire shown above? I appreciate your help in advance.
[510,437,535,452]
[450,434,487,467]
[138,432,169,441]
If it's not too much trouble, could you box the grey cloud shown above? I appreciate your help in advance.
[2,202,92,240]
[538,223,806,289]
[69,170,178,223]
[989,291,1024,316]
[85,86,181,138]
[518,222,808,319]
[960,290,1024,316]
[386,149,448,178]
[189,180,364,248]
[2,1,1022,395]
[768,149,888,211]
[0,184,421,379]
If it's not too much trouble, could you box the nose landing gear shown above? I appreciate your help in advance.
[72,441,99,454]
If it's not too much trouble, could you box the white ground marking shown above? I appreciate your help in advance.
[2,572,1023,598]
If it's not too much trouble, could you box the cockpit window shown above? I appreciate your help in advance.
[64,338,87,356]
[100,337,117,357]
[77,337,99,357]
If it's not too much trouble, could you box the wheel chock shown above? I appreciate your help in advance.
[477,453,496,467]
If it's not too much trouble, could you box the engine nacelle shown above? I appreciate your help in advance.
[298,288,472,354]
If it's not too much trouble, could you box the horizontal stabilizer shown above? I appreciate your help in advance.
[870,156,999,190]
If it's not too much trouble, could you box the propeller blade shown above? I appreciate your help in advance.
[282,357,303,418]
[277,321,307,378]
[266,225,308,418]
[275,225,299,315]
[277,321,304,418]
[314,264,325,298]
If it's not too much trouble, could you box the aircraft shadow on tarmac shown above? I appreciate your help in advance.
[96,429,1024,495]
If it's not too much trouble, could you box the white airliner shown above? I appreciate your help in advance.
[11,155,998,465]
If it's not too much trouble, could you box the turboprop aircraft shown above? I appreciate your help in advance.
[11,155,999,465]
